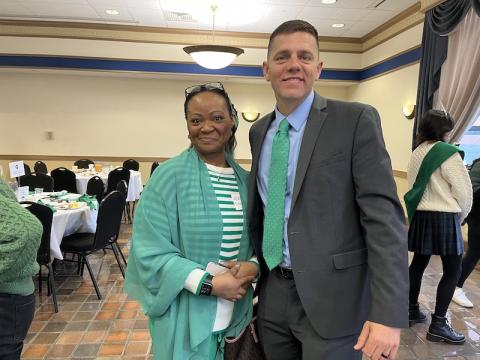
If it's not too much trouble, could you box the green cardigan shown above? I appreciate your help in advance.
[0,177,41,296]
[124,149,253,360]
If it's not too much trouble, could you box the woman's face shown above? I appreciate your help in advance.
[186,91,234,159]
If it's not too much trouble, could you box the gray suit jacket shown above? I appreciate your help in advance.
[248,93,409,338]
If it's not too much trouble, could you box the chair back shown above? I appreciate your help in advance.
[51,167,77,193]
[74,159,94,169]
[116,180,128,198]
[19,172,54,191]
[21,201,53,265]
[24,163,31,175]
[86,176,105,202]
[92,191,125,251]
[34,161,48,174]
[150,161,159,176]
[106,167,130,194]
[122,159,139,171]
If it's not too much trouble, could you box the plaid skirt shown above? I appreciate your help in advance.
[408,211,463,256]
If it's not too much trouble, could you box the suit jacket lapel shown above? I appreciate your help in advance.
[250,111,276,181]
[248,111,275,230]
[291,94,328,211]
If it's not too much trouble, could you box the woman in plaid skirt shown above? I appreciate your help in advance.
[405,109,472,344]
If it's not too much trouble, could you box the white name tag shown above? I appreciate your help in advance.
[17,186,29,202]
[231,192,243,210]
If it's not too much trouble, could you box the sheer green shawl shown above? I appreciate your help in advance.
[124,149,253,359]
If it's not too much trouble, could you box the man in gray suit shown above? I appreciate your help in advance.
[248,20,409,360]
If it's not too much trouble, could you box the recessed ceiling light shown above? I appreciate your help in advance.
[105,9,119,15]
[322,0,337,4]
[332,23,345,28]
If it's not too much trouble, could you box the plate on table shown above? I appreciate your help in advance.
[55,203,70,210]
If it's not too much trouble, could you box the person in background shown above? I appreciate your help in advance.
[405,109,472,344]
[0,176,42,359]
[124,82,258,360]
[451,157,480,307]
[248,19,408,360]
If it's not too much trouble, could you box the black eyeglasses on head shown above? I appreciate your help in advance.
[184,82,225,98]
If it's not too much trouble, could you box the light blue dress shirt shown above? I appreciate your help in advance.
[257,91,314,268]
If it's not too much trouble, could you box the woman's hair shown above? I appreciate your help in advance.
[415,109,454,147]
[184,85,238,154]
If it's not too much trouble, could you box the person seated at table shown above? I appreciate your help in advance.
[0,177,42,359]
[125,82,258,359]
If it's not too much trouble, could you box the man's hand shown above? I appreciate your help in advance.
[211,267,255,302]
[222,261,259,284]
[353,321,400,360]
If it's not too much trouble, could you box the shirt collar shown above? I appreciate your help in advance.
[274,91,315,131]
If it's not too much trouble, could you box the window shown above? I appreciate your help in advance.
[458,112,480,166]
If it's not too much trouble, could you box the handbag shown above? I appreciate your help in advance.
[224,315,265,360]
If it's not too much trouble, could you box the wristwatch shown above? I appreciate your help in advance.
[199,274,214,296]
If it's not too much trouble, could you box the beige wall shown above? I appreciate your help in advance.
[346,63,419,172]
[0,71,347,185]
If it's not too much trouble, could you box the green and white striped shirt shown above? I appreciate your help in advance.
[208,164,244,262]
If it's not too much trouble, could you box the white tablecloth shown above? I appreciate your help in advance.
[50,205,98,259]
[75,170,143,202]
[24,192,98,260]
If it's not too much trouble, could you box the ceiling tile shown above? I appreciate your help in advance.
[307,0,373,8]
[0,0,422,38]
[0,2,35,16]
[29,3,100,18]
[374,0,418,11]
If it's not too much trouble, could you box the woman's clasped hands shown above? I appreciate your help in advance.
[211,261,259,302]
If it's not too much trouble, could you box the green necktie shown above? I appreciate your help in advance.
[262,118,290,270]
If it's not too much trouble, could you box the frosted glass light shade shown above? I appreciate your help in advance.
[184,45,244,70]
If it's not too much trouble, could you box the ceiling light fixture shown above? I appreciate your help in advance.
[332,23,345,28]
[105,9,119,15]
[183,4,244,70]
[322,0,337,4]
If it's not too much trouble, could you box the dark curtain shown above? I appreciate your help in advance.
[412,0,479,148]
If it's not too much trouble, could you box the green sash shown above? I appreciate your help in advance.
[404,142,464,223]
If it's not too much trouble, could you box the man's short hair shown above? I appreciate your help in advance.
[268,20,319,55]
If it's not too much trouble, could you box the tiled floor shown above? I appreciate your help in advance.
[21,224,480,359]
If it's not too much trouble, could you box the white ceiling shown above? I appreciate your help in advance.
[0,0,418,38]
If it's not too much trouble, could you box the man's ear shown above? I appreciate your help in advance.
[262,61,270,82]
[316,60,323,79]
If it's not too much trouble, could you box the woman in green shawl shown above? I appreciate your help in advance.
[125,82,259,359]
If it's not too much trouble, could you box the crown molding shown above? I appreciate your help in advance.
[0,19,363,52]
[420,0,447,13]
[362,2,424,51]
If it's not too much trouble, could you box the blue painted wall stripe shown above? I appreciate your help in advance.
[0,46,420,81]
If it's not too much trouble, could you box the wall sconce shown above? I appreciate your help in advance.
[241,112,260,122]
[403,104,416,119]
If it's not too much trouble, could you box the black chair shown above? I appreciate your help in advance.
[106,167,130,195]
[60,191,126,299]
[51,167,77,193]
[150,161,159,176]
[21,201,58,313]
[86,176,105,203]
[23,163,31,175]
[116,180,131,224]
[19,172,54,192]
[123,159,139,172]
[34,160,48,174]
[74,159,94,169]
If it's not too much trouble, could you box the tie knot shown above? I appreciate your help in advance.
[278,119,290,134]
